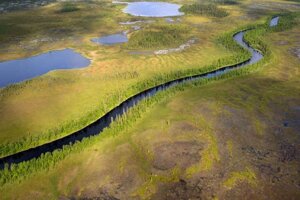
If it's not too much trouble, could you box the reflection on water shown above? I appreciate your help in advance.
[0,49,90,88]
[91,33,128,45]
[123,2,184,17]
[233,32,263,65]
[270,16,279,27]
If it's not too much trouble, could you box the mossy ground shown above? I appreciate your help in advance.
[126,24,194,50]
[0,0,234,151]
[0,0,300,199]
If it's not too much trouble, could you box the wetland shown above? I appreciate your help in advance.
[0,0,299,199]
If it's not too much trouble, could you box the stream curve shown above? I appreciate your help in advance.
[0,17,279,169]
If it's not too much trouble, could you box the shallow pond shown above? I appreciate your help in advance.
[270,16,279,27]
[123,2,184,17]
[0,49,90,88]
[91,33,128,45]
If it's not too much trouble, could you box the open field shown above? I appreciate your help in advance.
[1,0,298,157]
[1,10,299,198]
[0,0,259,156]
[0,0,234,154]
[0,0,299,199]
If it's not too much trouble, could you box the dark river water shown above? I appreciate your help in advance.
[0,17,279,169]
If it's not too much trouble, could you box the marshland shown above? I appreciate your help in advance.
[0,0,299,199]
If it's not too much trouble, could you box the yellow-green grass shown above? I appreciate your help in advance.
[0,0,298,157]
[0,0,260,155]
[1,15,299,199]
[223,167,257,189]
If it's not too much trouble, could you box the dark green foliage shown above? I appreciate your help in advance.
[126,24,190,49]
[284,0,300,2]
[58,3,80,13]
[210,0,240,5]
[269,13,298,32]
[180,3,229,18]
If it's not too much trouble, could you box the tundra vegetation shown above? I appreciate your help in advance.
[180,3,229,17]
[0,0,299,199]
[126,24,193,49]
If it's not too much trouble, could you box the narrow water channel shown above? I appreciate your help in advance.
[0,17,279,169]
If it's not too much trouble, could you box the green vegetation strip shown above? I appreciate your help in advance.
[180,3,229,18]
[0,22,250,158]
[0,14,296,186]
[58,3,80,13]
[1,13,296,160]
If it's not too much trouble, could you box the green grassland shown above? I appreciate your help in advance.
[1,12,299,198]
[0,0,253,157]
[0,0,299,199]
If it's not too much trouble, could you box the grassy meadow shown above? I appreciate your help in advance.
[0,0,248,156]
[0,0,299,199]
[1,11,299,198]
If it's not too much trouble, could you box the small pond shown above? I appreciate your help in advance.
[0,49,90,88]
[123,2,184,17]
[270,16,279,27]
[91,33,128,45]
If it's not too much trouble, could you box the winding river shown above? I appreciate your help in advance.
[0,17,279,169]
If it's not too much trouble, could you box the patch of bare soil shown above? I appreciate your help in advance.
[152,178,215,200]
[67,188,119,200]
[152,141,203,170]
[168,121,200,136]
[68,98,300,200]
[289,47,300,59]
[279,142,298,162]
[276,41,289,46]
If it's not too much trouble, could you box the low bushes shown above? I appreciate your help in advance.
[126,24,191,49]
[0,14,296,187]
[58,3,80,13]
[180,3,229,18]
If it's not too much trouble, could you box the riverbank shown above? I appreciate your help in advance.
[0,0,256,157]
[1,9,299,200]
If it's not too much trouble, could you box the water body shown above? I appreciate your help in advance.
[123,2,184,17]
[0,17,279,168]
[233,32,263,64]
[270,16,279,27]
[91,33,128,45]
[0,49,90,88]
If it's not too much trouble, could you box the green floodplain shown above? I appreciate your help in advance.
[0,0,299,199]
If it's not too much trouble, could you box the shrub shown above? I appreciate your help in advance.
[126,24,191,49]
[180,3,229,18]
[59,3,80,13]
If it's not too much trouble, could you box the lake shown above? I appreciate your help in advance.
[0,49,90,88]
[123,2,184,17]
